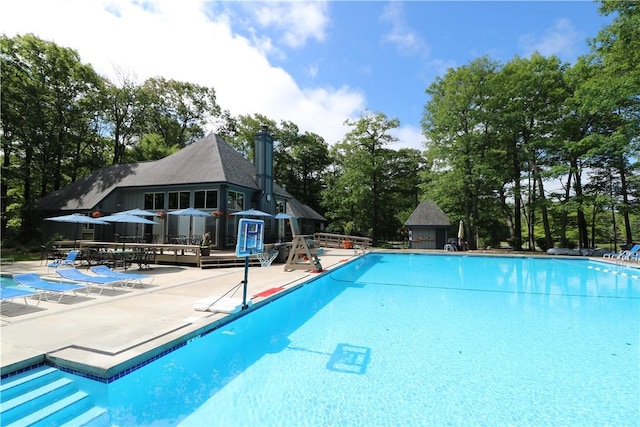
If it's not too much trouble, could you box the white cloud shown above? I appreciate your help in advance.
[246,1,329,49]
[380,2,429,56]
[390,124,426,151]
[519,18,581,59]
[0,0,362,146]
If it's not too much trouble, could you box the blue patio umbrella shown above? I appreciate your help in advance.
[231,209,273,217]
[274,212,294,240]
[100,213,159,250]
[45,213,109,248]
[118,208,160,217]
[274,212,293,220]
[117,209,161,241]
[167,208,211,243]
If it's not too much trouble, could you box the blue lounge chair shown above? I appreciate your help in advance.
[603,244,640,261]
[55,268,124,295]
[0,287,41,306]
[90,265,154,288]
[13,273,88,302]
[47,250,80,272]
[621,244,640,262]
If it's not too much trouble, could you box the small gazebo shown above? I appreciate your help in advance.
[404,200,451,249]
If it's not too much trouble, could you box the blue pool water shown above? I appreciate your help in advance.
[0,276,19,288]
[35,255,640,424]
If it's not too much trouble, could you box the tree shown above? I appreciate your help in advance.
[584,0,640,245]
[272,122,330,214]
[103,69,146,164]
[140,77,220,148]
[495,54,569,250]
[1,34,105,241]
[228,114,277,160]
[324,111,400,242]
[423,57,503,250]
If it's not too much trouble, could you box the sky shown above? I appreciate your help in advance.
[1,1,613,151]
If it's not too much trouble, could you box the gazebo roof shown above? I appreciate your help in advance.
[404,200,450,226]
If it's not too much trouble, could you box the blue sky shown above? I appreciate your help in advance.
[1,1,612,150]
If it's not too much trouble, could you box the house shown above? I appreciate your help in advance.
[404,200,450,249]
[36,128,325,249]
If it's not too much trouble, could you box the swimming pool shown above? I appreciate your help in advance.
[10,254,640,425]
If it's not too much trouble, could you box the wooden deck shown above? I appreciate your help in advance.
[50,234,367,269]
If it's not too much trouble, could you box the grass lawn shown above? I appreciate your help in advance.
[0,251,40,262]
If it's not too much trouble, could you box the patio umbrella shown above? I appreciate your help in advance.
[274,212,294,241]
[117,209,161,241]
[167,208,211,243]
[274,212,293,220]
[45,213,109,248]
[100,213,159,250]
[458,220,464,249]
[231,209,273,218]
[118,208,160,217]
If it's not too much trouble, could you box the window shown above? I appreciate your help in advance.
[194,190,218,209]
[228,191,244,211]
[168,191,190,209]
[144,192,165,210]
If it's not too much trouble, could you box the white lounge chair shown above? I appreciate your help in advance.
[90,265,154,288]
[13,273,88,302]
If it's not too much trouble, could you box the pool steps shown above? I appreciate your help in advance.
[0,365,107,426]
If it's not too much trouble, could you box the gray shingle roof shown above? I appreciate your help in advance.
[36,134,260,210]
[404,200,450,226]
[35,134,324,222]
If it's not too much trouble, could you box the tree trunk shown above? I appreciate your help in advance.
[616,155,633,245]
[572,161,590,249]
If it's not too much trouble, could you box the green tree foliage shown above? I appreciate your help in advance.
[103,70,146,164]
[273,122,330,214]
[139,77,220,148]
[422,32,638,250]
[1,34,106,241]
[228,114,277,160]
[323,111,402,242]
[584,0,640,245]
[124,133,180,162]
[423,57,505,250]
[495,53,569,250]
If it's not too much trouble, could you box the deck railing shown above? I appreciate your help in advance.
[313,233,372,249]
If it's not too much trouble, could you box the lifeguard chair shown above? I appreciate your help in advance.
[284,217,322,272]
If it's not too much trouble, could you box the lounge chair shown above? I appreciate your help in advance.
[0,287,41,306]
[13,273,88,302]
[47,250,80,272]
[603,244,640,261]
[55,268,124,295]
[90,265,154,288]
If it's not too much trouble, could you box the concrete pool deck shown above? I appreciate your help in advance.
[0,248,358,379]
